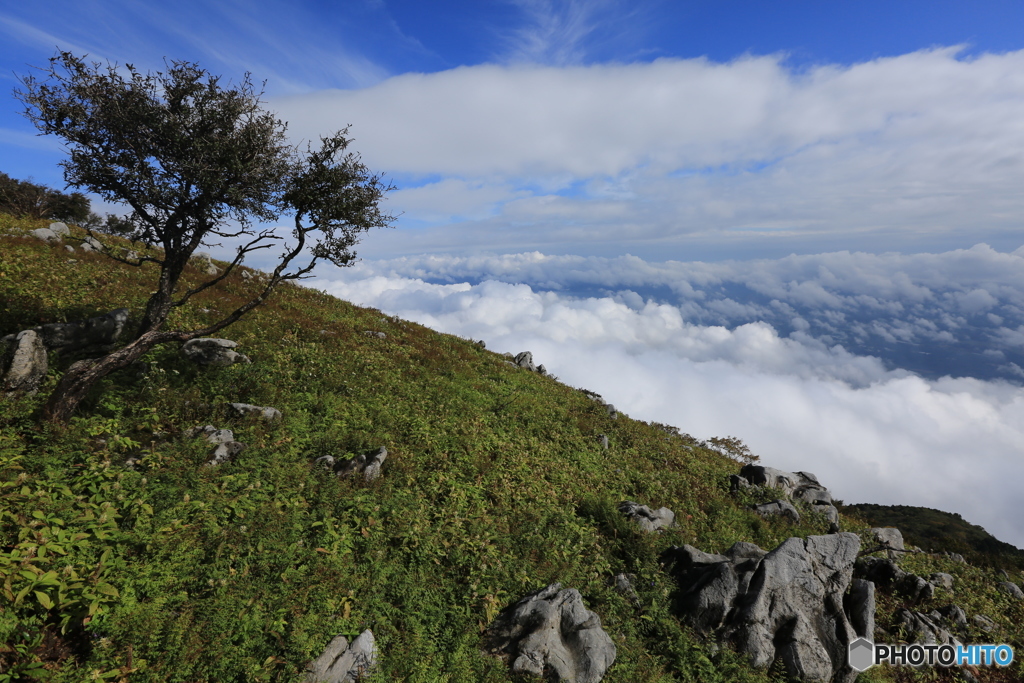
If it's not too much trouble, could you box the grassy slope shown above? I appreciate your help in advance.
[1,214,1021,682]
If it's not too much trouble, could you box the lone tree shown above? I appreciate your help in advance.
[15,52,395,422]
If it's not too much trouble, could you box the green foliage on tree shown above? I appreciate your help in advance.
[0,171,91,224]
[14,52,395,422]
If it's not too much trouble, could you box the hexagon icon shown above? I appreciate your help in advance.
[848,637,875,672]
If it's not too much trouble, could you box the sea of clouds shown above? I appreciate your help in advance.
[312,246,1024,548]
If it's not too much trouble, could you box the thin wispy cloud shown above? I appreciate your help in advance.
[499,0,626,65]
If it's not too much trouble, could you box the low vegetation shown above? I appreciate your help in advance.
[1,215,1022,681]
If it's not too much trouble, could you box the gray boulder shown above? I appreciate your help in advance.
[34,308,129,353]
[514,351,537,371]
[181,338,251,366]
[484,583,616,683]
[855,556,933,604]
[972,614,997,632]
[752,499,800,524]
[818,504,841,533]
[1,330,48,396]
[996,581,1024,600]
[192,425,246,466]
[305,629,376,683]
[929,572,955,591]
[597,434,609,450]
[30,227,62,244]
[894,608,959,646]
[228,402,282,421]
[934,604,968,631]
[739,465,832,505]
[729,474,752,492]
[192,251,219,275]
[870,527,905,557]
[325,447,388,482]
[618,500,676,532]
[48,222,70,237]
[612,573,640,607]
[80,235,104,252]
[663,533,861,683]
[845,579,875,639]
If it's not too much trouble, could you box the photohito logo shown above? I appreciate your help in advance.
[848,637,1015,672]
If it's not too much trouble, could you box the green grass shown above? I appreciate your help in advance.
[1,215,1021,682]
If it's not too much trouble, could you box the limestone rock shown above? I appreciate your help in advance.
[819,504,841,533]
[612,573,640,607]
[618,500,676,532]
[80,235,104,252]
[855,556,933,604]
[752,499,800,523]
[35,308,129,353]
[870,527,905,557]
[513,351,537,371]
[192,425,246,466]
[663,533,862,683]
[326,447,388,482]
[972,614,997,632]
[929,572,955,591]
[597,434,609,450]
[1,330,48,396]
[739,465,833,505]
[996,581,1024,600]
[192,251,219,275]
[181,338,251,366]
[845,579,875,639]
[228,402,282,421]
[894,608,961,646]
[48,222,70,237]
[729,474,751,492]
[305,630,377,683]
[934,604,968,630]
[484,583,616,683]
[30,227,62,244]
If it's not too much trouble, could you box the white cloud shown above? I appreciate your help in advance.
[312,247,1024,547]
[271,48,1024,256]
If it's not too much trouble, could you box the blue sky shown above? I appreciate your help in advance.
[5,2,1024,546]
[5,1,1024,260]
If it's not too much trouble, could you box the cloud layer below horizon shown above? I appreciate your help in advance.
[312,246,1024,548]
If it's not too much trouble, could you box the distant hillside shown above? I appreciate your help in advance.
[845,503,1024,571]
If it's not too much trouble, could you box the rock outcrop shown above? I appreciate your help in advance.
[1,330,48,396]
[512,351,547,376]
[870,527,906,558]
[752,498,801,523]
[228,402,282,421]
[316,447,388,482]
[733,464,841,531]
[192,425,246,466]
[305,630,377,683]
[996,581,1024,600]
[855,556,937,604]
[618,500,676,532]
[738,465,833,505]
[1,308,130,359]
[662,533,862,683]
[484,583,616,683]
[181,338,251,366]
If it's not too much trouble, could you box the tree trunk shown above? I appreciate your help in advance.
[42,329,177,423]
